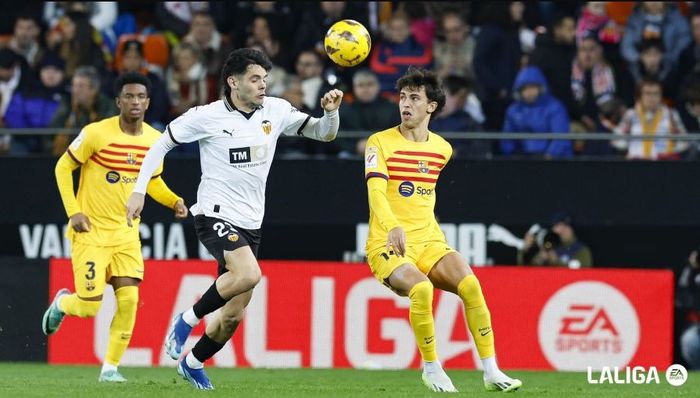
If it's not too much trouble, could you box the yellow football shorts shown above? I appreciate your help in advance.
[70,240,144,298]
[367,240,457,285]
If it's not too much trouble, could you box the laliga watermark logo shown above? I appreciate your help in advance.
[538,281,640,370]
[586,364,687,386]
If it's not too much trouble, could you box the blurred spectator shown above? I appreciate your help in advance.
[43,1,117,32]
[518,213,592,268]
[575,2,622,47]
[433,10,475,79]
[211,1,296,65]
[339,69,400,157]
[47,11,108,78]
[621,2,690,70]
[294,49,333,118]
[678,77,700,134]
[630,39,678,100]
[370,11,432,96]
[0,48,31,153]
[166,42,217,117]
[155,1,209,38]
[49,65,117,155]
[294,2,369,60]
[430,75,488,158]
[678,244,700,370]
[473,2,520,131]
[529,13,577,121]
[611,78,688,160]
[276,76,313,157]
[511,1,536,55]
[501,66,572,159]
[571,35,633,133]
[244,15,287,71]
[4,52,67,154]
[117,40,170,129]
[8,14,44,69]
[676,12,700,83]
[400,2,435,48]
[182,11,232,78]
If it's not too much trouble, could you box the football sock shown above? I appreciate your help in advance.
[482,356,503,379]
[423,359,443,372]
[182,308,200,327]
[458,275,495,359]
[105,286,138,366]
[409,281,437,362]
[58,293,102,317]
[192,283,227,319]
[191,334,225,364]
[101,362,118,374]
[186,351,204,369]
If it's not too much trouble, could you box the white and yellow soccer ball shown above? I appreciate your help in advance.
[324,19,372,67]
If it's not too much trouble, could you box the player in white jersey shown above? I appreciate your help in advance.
[125,48,342,389]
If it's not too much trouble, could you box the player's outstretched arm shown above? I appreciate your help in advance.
[299,89,343,142]
[55,153,91,232]
[367,177,406,256]
[146,176,188,219]
[126,132,178,226]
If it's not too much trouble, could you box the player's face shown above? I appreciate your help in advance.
[233,64,268,108]
[116,83,150,120]
[399,86,437,128]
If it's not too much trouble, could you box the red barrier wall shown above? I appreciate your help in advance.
[48,260,673,370]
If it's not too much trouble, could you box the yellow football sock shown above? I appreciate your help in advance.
[105,286,139,366]
[458,275,495,359]
[58,294,101,317]
[409,281,437,362]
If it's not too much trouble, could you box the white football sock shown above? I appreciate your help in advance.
[182,308,199,327]
[186,352,204,369]
[423,359,443,373]
[101,362,118,374]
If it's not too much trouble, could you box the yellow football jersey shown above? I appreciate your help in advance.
[364,127,453,253]
[63,116,165,246]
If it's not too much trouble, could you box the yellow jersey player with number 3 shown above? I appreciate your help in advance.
[364,68,522,393]
[43,73,188,383]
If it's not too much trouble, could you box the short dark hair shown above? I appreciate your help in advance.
[114,72,151,97]
[637,38,664,53]
[636,76,663,98]
[220,48,272,98]
[442,74,471,96]
[395,67,446,114]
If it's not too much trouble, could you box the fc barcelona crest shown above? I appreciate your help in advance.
[417,160,429,174]
[261,120,272,135]
[126,152,137,165]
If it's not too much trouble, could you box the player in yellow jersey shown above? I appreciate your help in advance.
[43,72,188,382]
[364,68,522,393]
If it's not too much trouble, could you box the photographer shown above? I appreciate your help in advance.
[678,244,700,369]
[518,212,592,268]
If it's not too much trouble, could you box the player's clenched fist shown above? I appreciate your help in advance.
[70,212,92,233]
[173,199,188,219]
[125,192,145,227]
[320,89,343,112]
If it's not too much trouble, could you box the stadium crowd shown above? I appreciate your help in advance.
[0,1,700,159]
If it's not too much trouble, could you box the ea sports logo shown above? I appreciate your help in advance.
[665,364,688,386]
[538,281,640,370]
[398,181,414,197]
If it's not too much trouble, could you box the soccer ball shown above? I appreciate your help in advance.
[324,19,371,67]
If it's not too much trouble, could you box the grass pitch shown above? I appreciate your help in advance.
[0,363,698,397]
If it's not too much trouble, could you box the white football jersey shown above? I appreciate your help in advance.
[167,96,311,229]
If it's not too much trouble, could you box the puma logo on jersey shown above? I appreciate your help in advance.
[222,129,234,136]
